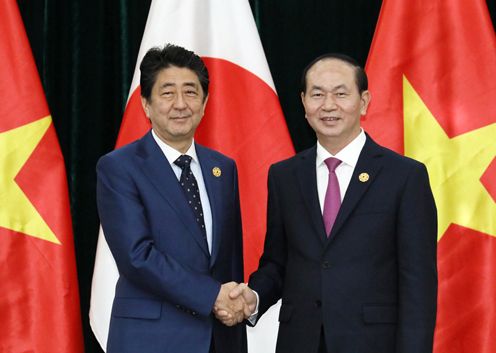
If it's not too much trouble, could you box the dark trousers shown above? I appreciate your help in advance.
[318,326,328,353]
[210,336,215,353]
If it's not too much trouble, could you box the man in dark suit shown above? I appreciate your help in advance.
[226,53,438,353]
[96,44,247,353]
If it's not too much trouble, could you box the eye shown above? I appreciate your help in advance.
[311,92,324,98]
[185,90,198,96]
[161,90,174,97]
[335,92,348,98]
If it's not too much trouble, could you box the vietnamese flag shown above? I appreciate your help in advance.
[364,0,496,352]
[0,1,84,352]
[89,0,294,351]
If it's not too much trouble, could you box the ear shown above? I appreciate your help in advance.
[141,96,150,117]
[360,90,371,115]
[301,91,308,118]
[201,94,209,115]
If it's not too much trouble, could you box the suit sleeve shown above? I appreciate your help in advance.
[396,162,438,353]
[248,165,287,320]
[231,162,244,283]
[96,155,220,317]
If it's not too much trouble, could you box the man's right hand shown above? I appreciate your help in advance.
[213,282,257,326]
[213,282,245,326]
[229,283,257,318]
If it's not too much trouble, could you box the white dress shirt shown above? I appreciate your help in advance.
[151,130,213,254]
[316,130,366,212]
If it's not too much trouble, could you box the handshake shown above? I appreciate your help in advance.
[213,282,257,326]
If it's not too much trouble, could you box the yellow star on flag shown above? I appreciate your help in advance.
[0,116,60,244]
[403,76,496,240]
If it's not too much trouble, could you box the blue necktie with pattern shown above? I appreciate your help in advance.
[174,155,208,246]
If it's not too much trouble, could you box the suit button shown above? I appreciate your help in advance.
[322,261,330,269]
[314,300,322,308]
[192,311,198,316]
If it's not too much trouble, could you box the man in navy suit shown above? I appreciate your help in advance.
[96,44,247,353]
[226,53,438,353]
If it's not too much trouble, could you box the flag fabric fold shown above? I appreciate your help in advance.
[0,1,84,352]
[364,1,496,352]
[90,0,294,351]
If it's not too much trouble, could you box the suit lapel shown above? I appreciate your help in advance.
[196,144,223,268]
[137,132,210,257]
[296,146,328,244]
[326,135,384,242]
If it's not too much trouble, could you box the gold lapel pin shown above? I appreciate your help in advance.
[212,167,222,177]
[358,172,369,182]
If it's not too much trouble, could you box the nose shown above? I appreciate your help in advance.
[173,93,187,109]
[322,93,337,111]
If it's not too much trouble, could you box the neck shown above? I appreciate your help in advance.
[171,141,192,154]
[318,129,361,155]
[153,129,193,154]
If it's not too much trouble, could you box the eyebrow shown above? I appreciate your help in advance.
[331,84,348,91]
[159,82,199,89]
[183,82,199,89]
[309,84,349,92]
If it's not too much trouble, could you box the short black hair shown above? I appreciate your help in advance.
[140,44,209,101]
[301,53,368,94]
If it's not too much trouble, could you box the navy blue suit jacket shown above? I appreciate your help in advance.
[249,134,437,353]
[97,131,246,353]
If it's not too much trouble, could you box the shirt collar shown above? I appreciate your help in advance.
[151,129,199,165]
[316,129,366,168]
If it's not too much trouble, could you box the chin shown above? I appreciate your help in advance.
[320,127,342,137]
[171,132,193,140]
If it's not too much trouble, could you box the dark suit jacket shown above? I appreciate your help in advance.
[249,134,437,353]
[96,131,246,353]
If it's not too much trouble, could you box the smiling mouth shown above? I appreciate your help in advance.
[321,117,340,121]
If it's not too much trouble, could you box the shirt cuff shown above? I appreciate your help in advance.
[247,289,260,324]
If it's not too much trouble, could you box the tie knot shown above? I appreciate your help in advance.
[324,157,341,172]
[174,155,192,169]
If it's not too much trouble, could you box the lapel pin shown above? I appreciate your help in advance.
[358,172,369,182]
[212,167,222,177]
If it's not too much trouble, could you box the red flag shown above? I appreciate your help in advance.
[364,1,496,352]
[0,1,84,352]
[90,1,294,351]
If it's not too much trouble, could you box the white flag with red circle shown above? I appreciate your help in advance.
[89,1,294,351]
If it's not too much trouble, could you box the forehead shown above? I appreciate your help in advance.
[154,66,201,87]
[306,59,356,88]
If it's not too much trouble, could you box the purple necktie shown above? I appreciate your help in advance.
[323,157,342,237]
